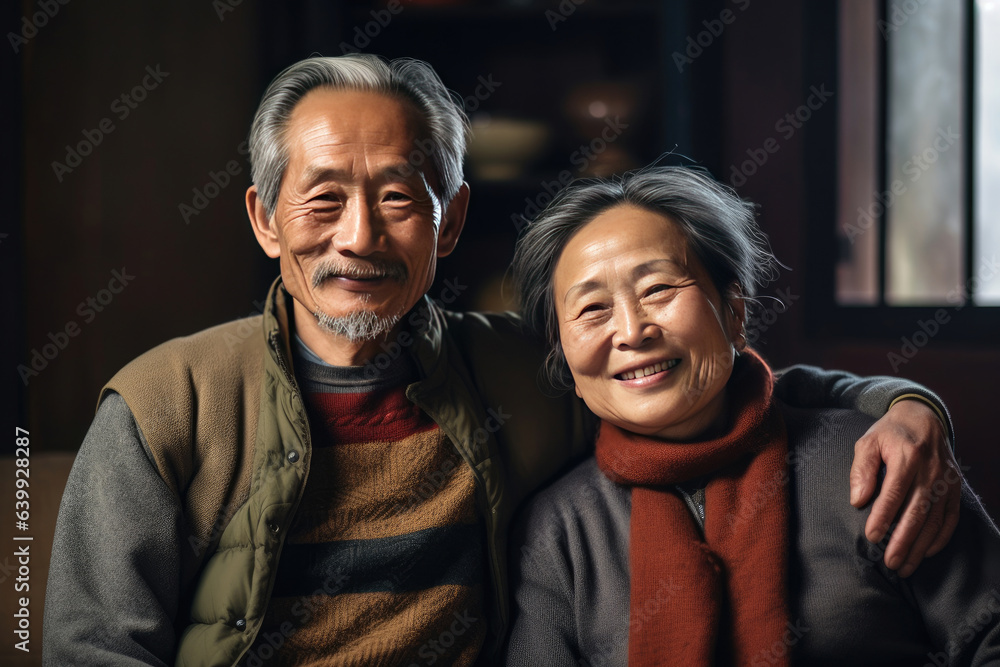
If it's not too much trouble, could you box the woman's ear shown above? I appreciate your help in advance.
[725,283,747,352]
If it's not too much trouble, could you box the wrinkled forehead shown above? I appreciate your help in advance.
[283,88,444,192]
[557,205,694,274]
[288,88,424,144]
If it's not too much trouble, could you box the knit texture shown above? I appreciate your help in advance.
[506,404,1000,666]
[243,353,486,666]
[594,351,789,666]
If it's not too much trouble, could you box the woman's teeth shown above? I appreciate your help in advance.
[619,359,680,380]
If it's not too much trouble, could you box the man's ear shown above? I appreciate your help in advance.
[247,185,281,259]
[436,182,470,258]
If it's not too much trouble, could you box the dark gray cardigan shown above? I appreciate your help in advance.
[505,405,1000,666]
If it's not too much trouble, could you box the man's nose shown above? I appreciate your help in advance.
[332,201,387,256]
[611,302,659,350]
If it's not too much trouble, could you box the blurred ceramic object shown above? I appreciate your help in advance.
[564,81,641,175]
[467,115,550,181]
[565,81,638,136]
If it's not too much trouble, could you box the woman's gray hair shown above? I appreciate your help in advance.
[512,166,779,392]
[249,54,469,218]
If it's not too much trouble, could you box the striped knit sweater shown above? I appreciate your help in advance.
[241,338,486,666]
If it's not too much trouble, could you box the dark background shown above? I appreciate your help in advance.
[2,0,997,597]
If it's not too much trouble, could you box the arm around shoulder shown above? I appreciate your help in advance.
[773,363,954,443]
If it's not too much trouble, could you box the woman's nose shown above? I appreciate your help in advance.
[611,303,660,349]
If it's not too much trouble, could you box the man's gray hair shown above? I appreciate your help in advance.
[512,166,779,391]
[249,54,469,218]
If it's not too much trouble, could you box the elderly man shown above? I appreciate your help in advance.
[44,55,959,666]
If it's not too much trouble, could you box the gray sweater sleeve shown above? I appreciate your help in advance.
[504,501,581,666]
[505,460,632,667]
[772,363,955,445]
[43,392,181,666]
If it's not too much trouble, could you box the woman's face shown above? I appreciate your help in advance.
[552,204,744,441]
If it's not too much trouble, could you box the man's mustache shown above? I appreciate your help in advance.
[310,259,408,288]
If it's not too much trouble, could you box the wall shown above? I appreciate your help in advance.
[13,0,268,453]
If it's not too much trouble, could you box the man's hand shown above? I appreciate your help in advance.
[849,398,961,577]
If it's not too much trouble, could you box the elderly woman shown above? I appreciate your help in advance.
[505,167,1000,666]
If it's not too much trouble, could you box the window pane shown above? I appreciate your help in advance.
[885,0,965,305]
[975,0,1000,304]
[836,0,880,305]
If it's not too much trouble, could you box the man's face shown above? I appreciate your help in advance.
[250,88,465,348]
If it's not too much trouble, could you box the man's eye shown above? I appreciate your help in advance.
[384,191,412,202]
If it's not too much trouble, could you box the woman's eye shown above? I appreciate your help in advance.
[578,303,608,317]
[645,284,676,297]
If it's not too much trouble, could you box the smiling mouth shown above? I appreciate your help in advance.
[333,274,391,282]
[615,359,680,381]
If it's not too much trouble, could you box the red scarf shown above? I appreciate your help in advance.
[595,350,790,666]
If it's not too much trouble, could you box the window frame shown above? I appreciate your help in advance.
[803,0,1000,345]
